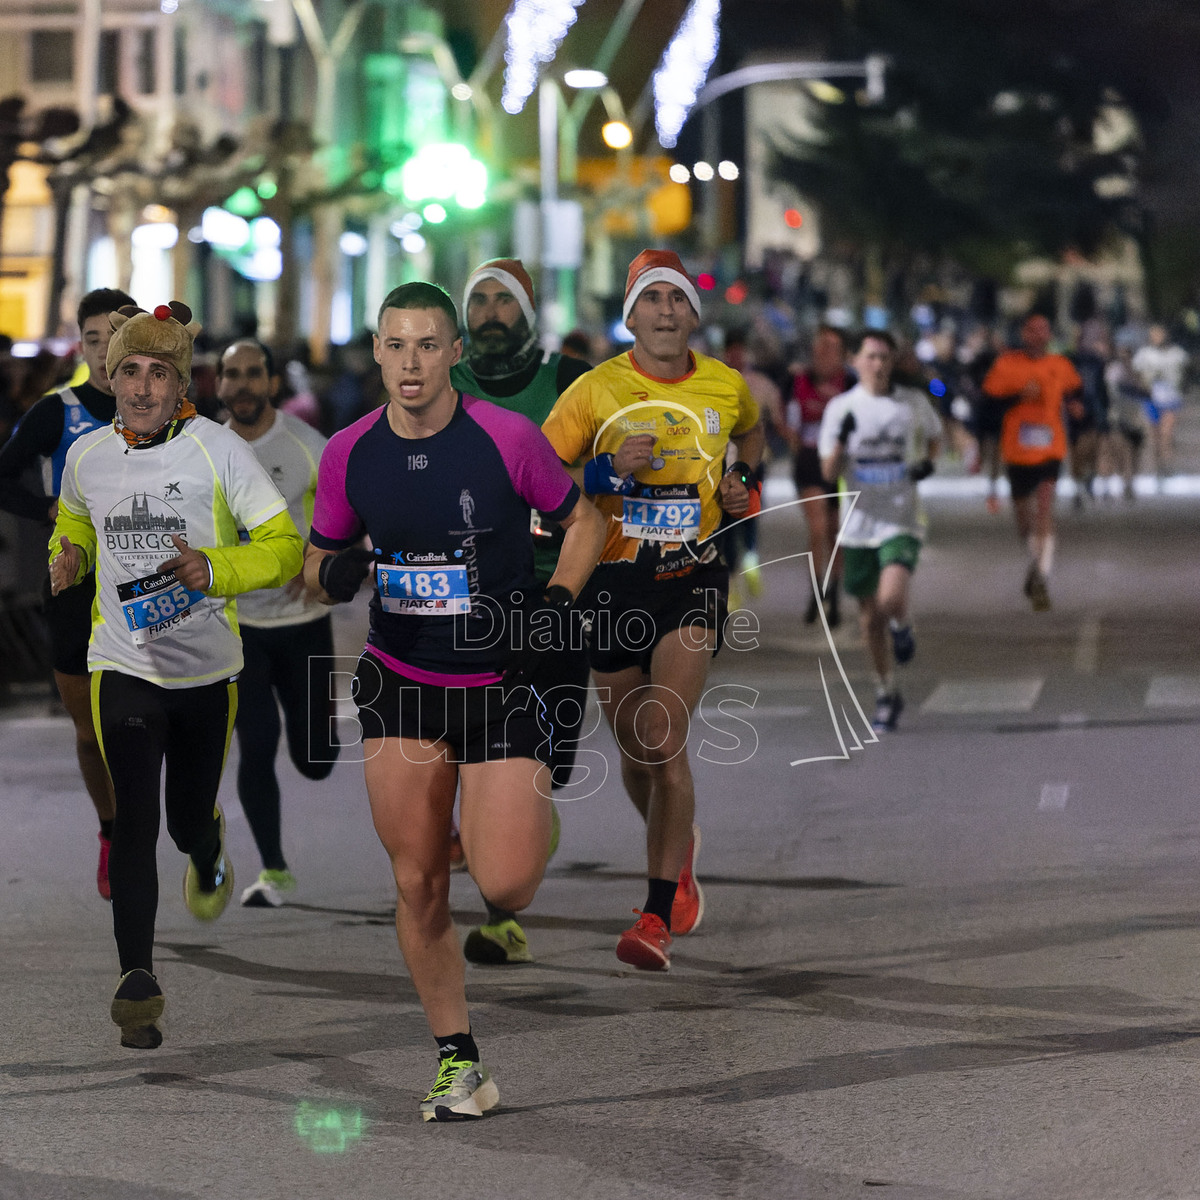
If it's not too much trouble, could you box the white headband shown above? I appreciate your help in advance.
[463,267,536,330]
[622,266,701,322]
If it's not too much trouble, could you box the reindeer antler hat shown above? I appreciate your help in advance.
[105,302,202,383]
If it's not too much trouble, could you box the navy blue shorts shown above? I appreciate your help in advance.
[351,652,551,765]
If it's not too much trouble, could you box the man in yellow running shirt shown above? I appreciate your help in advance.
[542,249,764,971]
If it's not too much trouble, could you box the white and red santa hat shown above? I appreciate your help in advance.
[622,248,701,322]
[463,259,537,329]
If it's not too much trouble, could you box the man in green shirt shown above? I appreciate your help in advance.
[450,259,592,965]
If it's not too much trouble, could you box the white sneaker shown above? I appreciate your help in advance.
[240,868,296,908]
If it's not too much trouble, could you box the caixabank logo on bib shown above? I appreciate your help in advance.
[102,494,187,574]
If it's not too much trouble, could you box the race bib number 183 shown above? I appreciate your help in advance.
[118,571,205,647]
[376,551,471,615]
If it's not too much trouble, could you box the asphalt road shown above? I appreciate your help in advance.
[2,455,1199,1200]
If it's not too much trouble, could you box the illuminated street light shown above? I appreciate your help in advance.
[201,207,249,251]
[669,163,691,183]
[806,79,846,104]
[451,83,473,101]
[717,159,739,180]
[390,214,423,237]
[564,69,608,90]
[131,223,178,250]
[693,160,714,181]
[602,120,633,149]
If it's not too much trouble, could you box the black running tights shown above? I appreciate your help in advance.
[94,671,236,974]
[233,617,339,871]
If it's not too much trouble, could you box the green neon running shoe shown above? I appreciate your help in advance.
[183,805,234,921]
[419,1056,499,1122]
[463,917,532,965]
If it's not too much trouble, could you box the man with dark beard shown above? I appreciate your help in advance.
[218,338,340,907]
[449,258,593,966]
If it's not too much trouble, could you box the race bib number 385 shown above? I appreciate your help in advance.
[117,571,205,647]
[377,551,471,615]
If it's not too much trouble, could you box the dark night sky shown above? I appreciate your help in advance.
[450,0,1200,223]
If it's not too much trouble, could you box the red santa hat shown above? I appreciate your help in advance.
[622,248,701,321]
[463,259,537,329]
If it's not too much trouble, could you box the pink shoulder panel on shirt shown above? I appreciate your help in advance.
[311,405,384,544]
[461,393,575,517]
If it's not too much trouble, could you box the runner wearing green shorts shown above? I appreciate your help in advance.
[843,534,922,600]
[819,331,941,732]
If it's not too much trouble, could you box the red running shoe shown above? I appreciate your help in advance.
[97,832,112,901]
[616,910,672,971]
[670,825,705,935]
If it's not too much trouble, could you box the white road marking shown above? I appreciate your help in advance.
[1038,783,1070,811]
[921,678,1044,714]
[1073,616,1100,675]
[763,472,1200,504]
[1145,676,1200,708]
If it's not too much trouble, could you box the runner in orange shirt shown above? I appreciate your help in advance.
[982,314,1083,611]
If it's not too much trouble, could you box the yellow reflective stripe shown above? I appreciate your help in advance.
[90,671,108,772]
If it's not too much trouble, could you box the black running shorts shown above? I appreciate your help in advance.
[41,570,95,676]
[580,561,729,676]
[351,652,550,765]
[1006,459,1061,501]
[792,446,836,500]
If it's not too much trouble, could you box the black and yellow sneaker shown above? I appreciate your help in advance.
[419,1056,499,1122]
[110,969,164,1049]
[463,917,532,965]
[183,804,234,921]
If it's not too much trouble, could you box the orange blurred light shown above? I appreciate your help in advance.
[725,282,748,304]
[784,208,803,228]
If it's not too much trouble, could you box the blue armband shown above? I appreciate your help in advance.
[583,453,636,495]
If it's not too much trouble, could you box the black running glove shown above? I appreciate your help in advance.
[907,458,935,482]
[317,547,374,603]
[503,585,574,691]
[837,411,856,445]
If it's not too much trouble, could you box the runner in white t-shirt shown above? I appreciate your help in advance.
[219,338,340,909]
[819,330,942,732]
[1132,325,1189,477]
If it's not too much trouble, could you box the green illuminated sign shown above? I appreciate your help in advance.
[382,143,488,210]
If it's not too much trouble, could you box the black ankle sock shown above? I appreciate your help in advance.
[436,1030,479,1063]
[99,819,114,840]
[484,899,516,926]
[190,815,223,886]
[644,877,677,929]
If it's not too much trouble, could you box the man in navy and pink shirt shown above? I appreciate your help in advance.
[304,281,604,1122]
